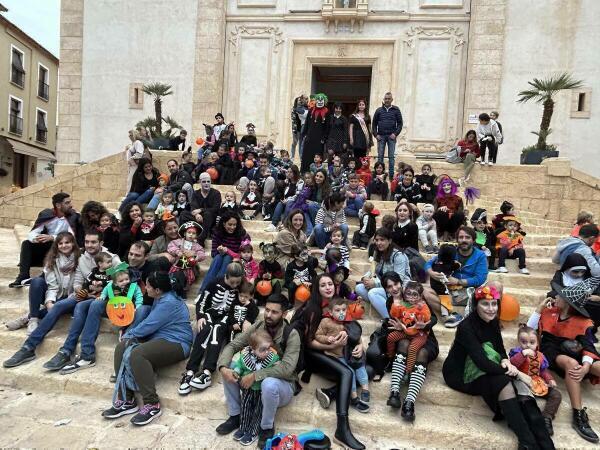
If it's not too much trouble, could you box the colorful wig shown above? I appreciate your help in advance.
[436,175,458,199]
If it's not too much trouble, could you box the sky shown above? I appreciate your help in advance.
[2,0,60,57]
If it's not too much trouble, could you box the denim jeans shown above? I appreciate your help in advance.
[313,223,348,248]
[337,357,369,393]
[224,376,294,429]
[28,276,48,319]
[355,284,389,319]
[200,254,233,292]
[308,202,320,224]
[23,297,78,351]
[271,202,287,226]
[344,196,365,218]
[377,135,396,178]
[79,298,108,359]
[119,188,155,212]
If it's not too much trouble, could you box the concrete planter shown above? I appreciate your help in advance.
[520,149,559,165]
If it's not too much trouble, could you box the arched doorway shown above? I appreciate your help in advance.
[311,65,372,117]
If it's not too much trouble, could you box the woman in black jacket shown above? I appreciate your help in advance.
[443,286,554,449]
[392,201,419,252]
[119,157,160,213]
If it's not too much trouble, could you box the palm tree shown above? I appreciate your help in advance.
[142,82,173,136]
[517,73,583,149]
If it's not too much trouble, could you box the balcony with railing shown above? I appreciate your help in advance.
[38,80,49,100]
[322,0,368,32]
[36,127,48,144]
[9,114,23,136]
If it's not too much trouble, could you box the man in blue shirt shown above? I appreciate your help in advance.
[372,92,403,178]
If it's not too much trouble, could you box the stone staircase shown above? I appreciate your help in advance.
[1,161,599,449]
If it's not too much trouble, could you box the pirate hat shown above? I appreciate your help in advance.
[470,208,487,223]
[551,276,600,318]
[178,221,203,238]
[503,215,522,225]
[329,263,350,281]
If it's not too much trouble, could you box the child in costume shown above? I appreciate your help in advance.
[351,201,378,249]
[173,191,190,220]
[495,216,529,275]
[367,161,389,200]
[470,208,496,270]
[228,280,259,341]
[393,167,422,205]
[386,281,432,408]
[493,200,526,236]
[416,203,438,254]
[315,297,370,412]
[527,277,600,443]
[231,329,281,445]
[428,244,461,296]
[155,190,175,220]
[97,212,119,254]
[415,163,436,204]
[509,324,562,436]
[167,221,207,289]
[284,244,317,303]
[238,241,259,283]
[255,243,284,305]
[83,252,113,298]
[100,262,144,311]
[240,180,262,220]
[139,208,161,244]
[217,190,242,225]
[328,154,344,186]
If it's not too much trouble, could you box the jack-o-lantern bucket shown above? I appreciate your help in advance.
[106,296,135,327]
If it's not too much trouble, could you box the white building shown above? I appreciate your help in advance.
[58,0,599,176]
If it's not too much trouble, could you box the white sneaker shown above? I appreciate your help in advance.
[264,224,277,232]
[26,317,39,335]
[5,314,29,331]
[488,161,493,166]
[178,370,194,395]
[496,266,508,273]
[520,268,530,275]
[479,160,485,166]
[190,370,212,390]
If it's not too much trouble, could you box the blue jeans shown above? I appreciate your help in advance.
[344,196,365,217]
[60,296,93,355]
[271,202,287,226]
[313,223,349,248]
[119,188,155,212]
[28,276,48,319]
[308,202,320,223]
[355,284,389,319]
[23,297,78,351]
[337,357,369,393]
[224,375,294,429]
[147,193,161,210]
[377,135,396,178]
[200,254,233,292]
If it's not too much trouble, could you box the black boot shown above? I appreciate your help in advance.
[499,398,539,450]
[334,414,365,450]
[520,398,555,450]
[387,392,402,409]
[543,417,553,437]
[573,408,599,443]
[401,399,415,422]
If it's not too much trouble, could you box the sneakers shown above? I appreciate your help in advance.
[262,214,271,221]
[189,370,212,390]
[216,415,240,435]
[315,387,331,409]
[239,432,259,446]
[233,428,245,441]
[401,399,416,421]
[424,245,434,254]
[488,161,494,166]
[43,350,71,371]
[350,397,370,413]
[444,312,464,329]
[178,370,194,395]
[21,278,33,286]
[360,390,370,403]
[351,244,360,249]
[130,403,162,426]
[26,317,39,335]
[5,314,29,331]
[387,392,402,409]
[479,160,486,166]
[8,275,28,288]
[496,266,508,273]
[3,347,35,368]
[242,214,252,221]
[257,427,275,449]
[59,355,96,375]
[573,407,599,443]
[102,400,139,419]
[520,267,530,275]
[264,224,277,232]
[432,245,439,253]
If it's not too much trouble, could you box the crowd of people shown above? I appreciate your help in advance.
[2,94,600,450]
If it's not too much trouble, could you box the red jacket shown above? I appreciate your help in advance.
[457,139,480,158]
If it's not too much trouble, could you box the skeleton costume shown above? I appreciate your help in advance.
[185,276,239,374]
[229,300,259,341]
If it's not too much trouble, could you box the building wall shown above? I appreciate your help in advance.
[0,15,59,195]
[78,0,198,163]
[497,0,600,175]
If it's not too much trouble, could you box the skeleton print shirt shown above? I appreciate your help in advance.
[195,276,239,322]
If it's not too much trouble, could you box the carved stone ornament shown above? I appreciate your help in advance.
[229,26,284,55]
[403,26,465,55]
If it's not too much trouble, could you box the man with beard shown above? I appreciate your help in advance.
[215,294,300,448]
[9,193,81,288]
[189,172,222,244]
[425,226,489,328]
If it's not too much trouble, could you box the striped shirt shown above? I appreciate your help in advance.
[315,207,347,233]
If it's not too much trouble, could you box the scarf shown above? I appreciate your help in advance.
[353,113,370,142]
[57,253,76,275]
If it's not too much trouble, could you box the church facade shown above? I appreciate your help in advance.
[58,0,599,176]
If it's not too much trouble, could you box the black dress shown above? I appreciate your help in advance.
[415,174,436,204]
[442,312,511,414]
[349,114,373,159]
[392,222,419,251]
[301,109,329,173]
[325,114,349,154]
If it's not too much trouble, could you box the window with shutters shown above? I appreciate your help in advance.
[38,63,49,100]
[9,96,23,135]
[10,45,26,88]
[36,108,48,143]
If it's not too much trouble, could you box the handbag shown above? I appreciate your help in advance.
[402,247,427,283]
[365,324,390,381]
[445,146,462,164]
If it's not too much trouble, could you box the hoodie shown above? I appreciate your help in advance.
[553,236,600,277]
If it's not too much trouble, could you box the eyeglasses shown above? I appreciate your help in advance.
[404,291,420,298]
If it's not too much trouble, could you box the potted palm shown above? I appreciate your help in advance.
[135,83,183,149]
[517,73,583,164]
